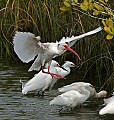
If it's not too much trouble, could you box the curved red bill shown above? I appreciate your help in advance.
[64,44,81,60]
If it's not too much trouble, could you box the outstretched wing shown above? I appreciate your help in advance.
[13,32,46,63]
[59,27,102,47]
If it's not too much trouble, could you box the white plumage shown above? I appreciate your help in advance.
[13,27,102,78]
[50,86,90,110]
[59,27,102,46]
[20,60,59,95]
[49,61,75,91]
[103,95,114,105]
[58,82,107,99]
[99,94,114,115]
[56,61,75,77]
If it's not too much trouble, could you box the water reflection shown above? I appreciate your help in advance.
[0,60,113,120]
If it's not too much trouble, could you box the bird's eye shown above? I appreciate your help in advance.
[65,42,68,45]
[58,44,60,47]
[89,85,93,88]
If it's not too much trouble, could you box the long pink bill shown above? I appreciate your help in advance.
[64,44,81,60]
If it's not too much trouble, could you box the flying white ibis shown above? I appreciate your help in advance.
[20,60,60,95]
[13,27,102,78]
[50,86,90,112]
[58,82,107,99]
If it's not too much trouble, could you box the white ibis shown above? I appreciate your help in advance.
[50,86,90,111]
[49,61,75,91]
[95,90,107,99]
[99,94,114,115]
[99,102,114,115]
[58,82,107,99]
[56,61,75,77]
[103,95,114,105]
[13,27,102,78]
[20,60,60,95]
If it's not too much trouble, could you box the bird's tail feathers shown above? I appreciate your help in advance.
[28,65,41,71]
[50,100,55,105]
[20,79,25,89]
[28,56,41,71]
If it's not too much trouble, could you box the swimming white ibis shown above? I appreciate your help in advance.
[58,82,107,99]
[13,27,102,78]
[50,86,90,112]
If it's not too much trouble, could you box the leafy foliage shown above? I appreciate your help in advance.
[60,0,114,40]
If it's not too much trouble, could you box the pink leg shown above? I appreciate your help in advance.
[48,66,65,79]
[42,66,57,78]
[42,66,64,79]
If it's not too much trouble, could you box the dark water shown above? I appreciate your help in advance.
[0,60,113,120]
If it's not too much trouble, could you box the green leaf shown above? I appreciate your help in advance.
[108,18,113,28]
[102,20,107,27]
[104,27,113,34]
[89,3,94,10]
[94,3,104,11]
[93,10,100,15]
[84,0,89,7]
[94,3,100,10]
[105,18,109,26]
[106,34,113,40]
[99,0,106,5]
[74,0,78,3]
[111,27,114,34]
[80,3,88,11]
[64,1,71,8]
[105,0,108,2]
[84,0,88,2]
[71,2,77,6]
[89,0,92,2]
[60,6,71,11]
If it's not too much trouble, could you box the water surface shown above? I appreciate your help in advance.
[0,60,113,120]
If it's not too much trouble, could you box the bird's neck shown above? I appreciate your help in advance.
[82,89,90,98]
[96,91,103,98]
[50,66,57,74]
[80,88,90,103]
[62,66,71,73]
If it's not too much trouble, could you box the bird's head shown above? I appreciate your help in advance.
[51,60,60,67]
[97,90,108,98]
[62,61,75,68]
[45,60,60,68]
[36,36,41,41]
